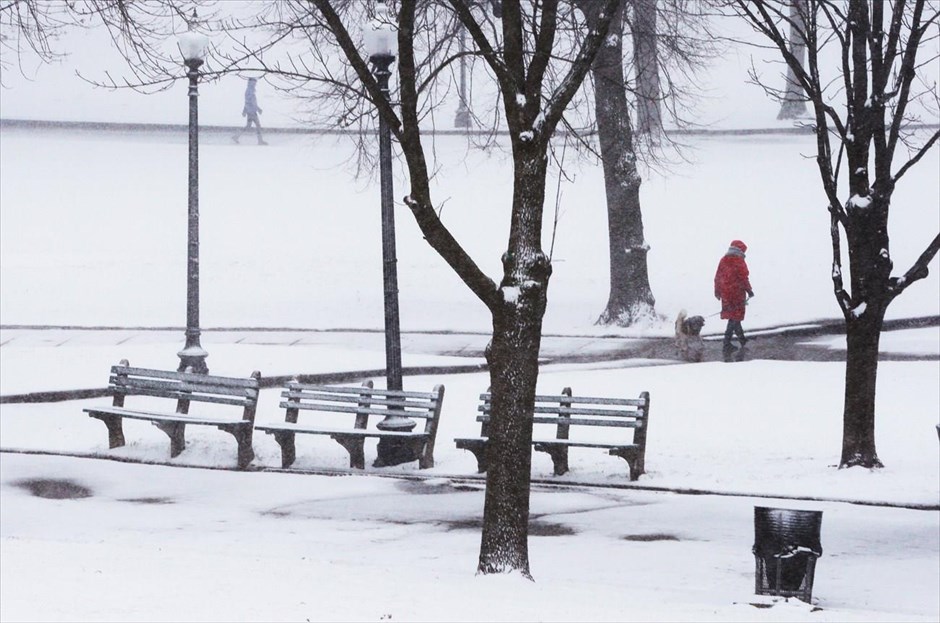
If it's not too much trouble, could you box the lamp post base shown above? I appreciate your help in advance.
[374,417,418,467]
[454,108,471,128]
[177,345,209,374]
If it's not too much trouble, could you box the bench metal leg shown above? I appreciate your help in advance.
[219,424,255,470]
[89,413,125,449]
[154,421,186,458]
[609,447,643,481]
[331,435,365,469]
[272,431,296,468]
[455,439,488,473]
[534,443,569,476]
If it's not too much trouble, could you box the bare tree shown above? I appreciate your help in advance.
[0,0,196,88]
[269,0,620,577]
[585,0,719,327]
[730,0,940,468]
[577,0,656,326]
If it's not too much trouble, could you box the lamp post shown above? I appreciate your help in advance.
[176,12,209,374]
[454,26,471,128]
[364,1,417,467]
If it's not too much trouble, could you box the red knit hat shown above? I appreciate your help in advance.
[730,240,748,253]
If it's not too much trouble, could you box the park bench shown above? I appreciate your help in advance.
[83,360,260,469]
[255,380,445,470]
[454,387,650,480]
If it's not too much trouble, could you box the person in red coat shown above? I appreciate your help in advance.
[714,239,754,356]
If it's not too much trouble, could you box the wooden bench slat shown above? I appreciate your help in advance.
[256,423,430,438]
[111,366,259,389]
[286,383,435,400]
[533,405,644,418]
[112,386,253,407]
[84,407,250,427]
[478,405,645,418]
[479,393,646,407]
[279,401,436,419]
[281,390,438,410]
[111,376,258,399]
[533,439,638,449]
[476,414,640,428]
[109,378,258,398]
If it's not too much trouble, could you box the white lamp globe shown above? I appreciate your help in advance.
[178,15,209,63]
[364,1,397,59]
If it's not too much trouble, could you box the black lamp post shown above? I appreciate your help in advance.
[364,1,418,467]
[177,13,209,374]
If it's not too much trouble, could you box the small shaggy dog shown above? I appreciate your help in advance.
[675,310,706,362]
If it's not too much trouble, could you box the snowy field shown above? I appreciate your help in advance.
[1,128,938,333]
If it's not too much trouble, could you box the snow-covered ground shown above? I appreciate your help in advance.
[2,450,938,623]
[1,325,938,621]
[1,126,938,622]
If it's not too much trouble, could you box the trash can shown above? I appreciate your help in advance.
[753,506,823,603]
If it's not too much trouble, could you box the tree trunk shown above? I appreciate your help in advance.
[778,0,808,119]
[632,0,662,137]
[478,144,551,577]
[478,307,543,576]
[586,0,656,326]
[841,308,885,467]
[839,190,892,468]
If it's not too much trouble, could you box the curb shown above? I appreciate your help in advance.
[2,447,936,512]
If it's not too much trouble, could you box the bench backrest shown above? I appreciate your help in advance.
[109,360,261,421]
[478,387,649,444]
[280,379,445,434]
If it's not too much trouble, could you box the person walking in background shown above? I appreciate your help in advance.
[714,239,754,360]
[233,78,267,145]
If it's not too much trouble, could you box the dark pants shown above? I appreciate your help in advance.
[723,320,746,349]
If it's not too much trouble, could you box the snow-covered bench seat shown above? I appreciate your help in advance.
[83,361,260,469]
[255,380,445,470]
[454,388,650,480]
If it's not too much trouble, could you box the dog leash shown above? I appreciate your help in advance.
[707,296,752,319]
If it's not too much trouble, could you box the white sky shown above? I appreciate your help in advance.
[9,4,936,131]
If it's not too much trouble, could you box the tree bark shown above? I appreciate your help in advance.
[778,0,808,119]
[478,142,551,577]
[841,310,885,468]
[478,308,541,576]
[584,0,657,326]
[631,0,662,137]
[838,188,892,468]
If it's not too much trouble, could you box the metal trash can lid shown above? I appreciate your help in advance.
[753,506,823,557]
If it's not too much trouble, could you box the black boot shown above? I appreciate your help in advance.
[723,342,738,362]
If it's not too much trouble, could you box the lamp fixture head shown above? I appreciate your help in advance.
[364,1,397,61]
[178,9,209,64]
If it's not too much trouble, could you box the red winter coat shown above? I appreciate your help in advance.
[714,242,753,321]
